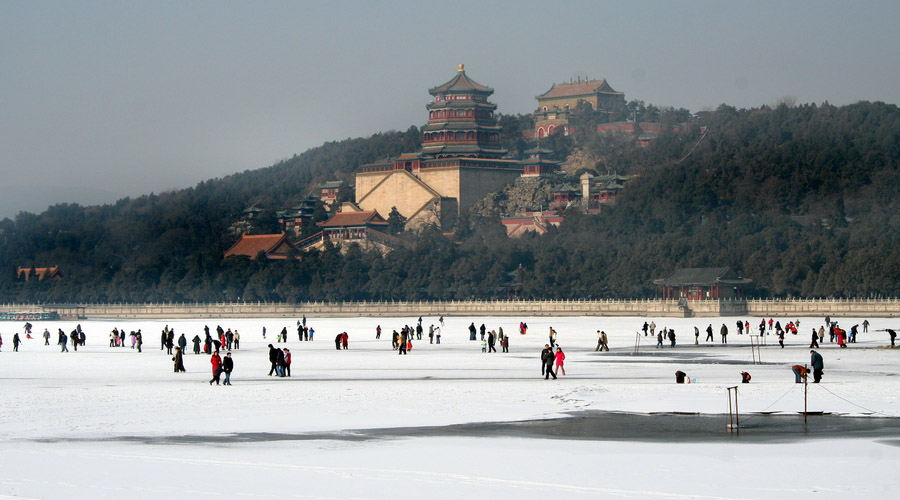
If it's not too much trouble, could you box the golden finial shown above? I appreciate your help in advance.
[458,63,464,73]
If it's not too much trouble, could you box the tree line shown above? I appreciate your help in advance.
[2,101,899,302]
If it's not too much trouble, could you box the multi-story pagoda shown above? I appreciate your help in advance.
[520,145,560,177]
[421,64,506,159]
[355,65,522,230]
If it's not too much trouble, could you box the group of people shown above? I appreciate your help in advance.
[267,316,315,343]
[387,317,444,354]
[267,344,291,377]
[108,327,145,351]
[636,316,883,350]
[540,344,566,379]
[209,350,234,385]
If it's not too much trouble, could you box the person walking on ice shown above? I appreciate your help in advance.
[222,352,234,385]
[596,330,609,351]
[209,351,222,385]
[554,347,566,376]
[541,344,556,380]
[810,350,824,383]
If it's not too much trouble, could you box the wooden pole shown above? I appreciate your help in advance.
[804,363,808,424]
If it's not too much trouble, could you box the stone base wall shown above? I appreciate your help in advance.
[5,298,900,320]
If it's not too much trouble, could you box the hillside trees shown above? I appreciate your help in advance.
[2,101,900,301]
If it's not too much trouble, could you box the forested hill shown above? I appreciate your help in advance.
[2,101,900,302]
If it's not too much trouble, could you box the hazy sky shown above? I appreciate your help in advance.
[2,0,899,217]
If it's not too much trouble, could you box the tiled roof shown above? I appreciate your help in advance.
[536,79,622,99]
[654,267,752,286]
[224,233,297,259]
[317,180,344,189]
[317,210,388,228]
[429,66,493,94]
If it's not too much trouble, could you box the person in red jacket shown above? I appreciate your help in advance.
[341,332,349,350]
[209,351,222,385]
[283,348,292,377]
[554,347,566,376]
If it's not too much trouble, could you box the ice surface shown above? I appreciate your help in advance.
[1,314,898,499]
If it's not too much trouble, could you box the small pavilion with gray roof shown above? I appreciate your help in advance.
[654,267,752,300]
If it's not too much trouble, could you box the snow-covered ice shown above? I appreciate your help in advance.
[1,315,898,499]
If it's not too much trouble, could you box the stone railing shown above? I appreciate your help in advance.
[3,298,899,320]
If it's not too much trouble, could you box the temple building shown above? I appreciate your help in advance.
[296,203,400,254]
[520,146,561,177]
[500,210,564,237]
[534,78,625,138]
[355,65,523,230]
[654,267,752,300]
[224,233,300,260]
[277,195,318,236]
[317,180,345,206]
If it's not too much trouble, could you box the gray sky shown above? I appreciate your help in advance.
[2,0,899,218]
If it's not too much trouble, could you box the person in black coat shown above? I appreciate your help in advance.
[192,335,202,354]
[267,344,278,376]
[222,353,234,385]
[541,345,556,379]
[399,329,408,355]
[178,334,187,353]
[810,350,824,383]
[335,333,343,350]
[276,348,286,377]
[468,323,477,341]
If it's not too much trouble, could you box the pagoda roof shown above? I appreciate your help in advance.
[426,101,497,110]
[524,145,555,155]
[429,64,493,95]
[593,172,630,182]
[317,180,344,189]
[536,79,622,100]
[653,267,752,287]
[422,122,502,132]
[420,144,508,157]
[553,183,580,193]
[224,233,299,260]
[520,157,560,166]
[590,181,624,192]
[317,210,388,229]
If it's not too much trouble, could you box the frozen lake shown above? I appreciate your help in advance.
[1,314,899,499]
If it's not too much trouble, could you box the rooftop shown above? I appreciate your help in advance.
[224,233,298,260]
[536,79,622,100]
[429,64,493,95]
[317,210,388,228]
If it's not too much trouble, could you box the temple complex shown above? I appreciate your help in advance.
[534,78,625,137]
[355,65,523,230]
